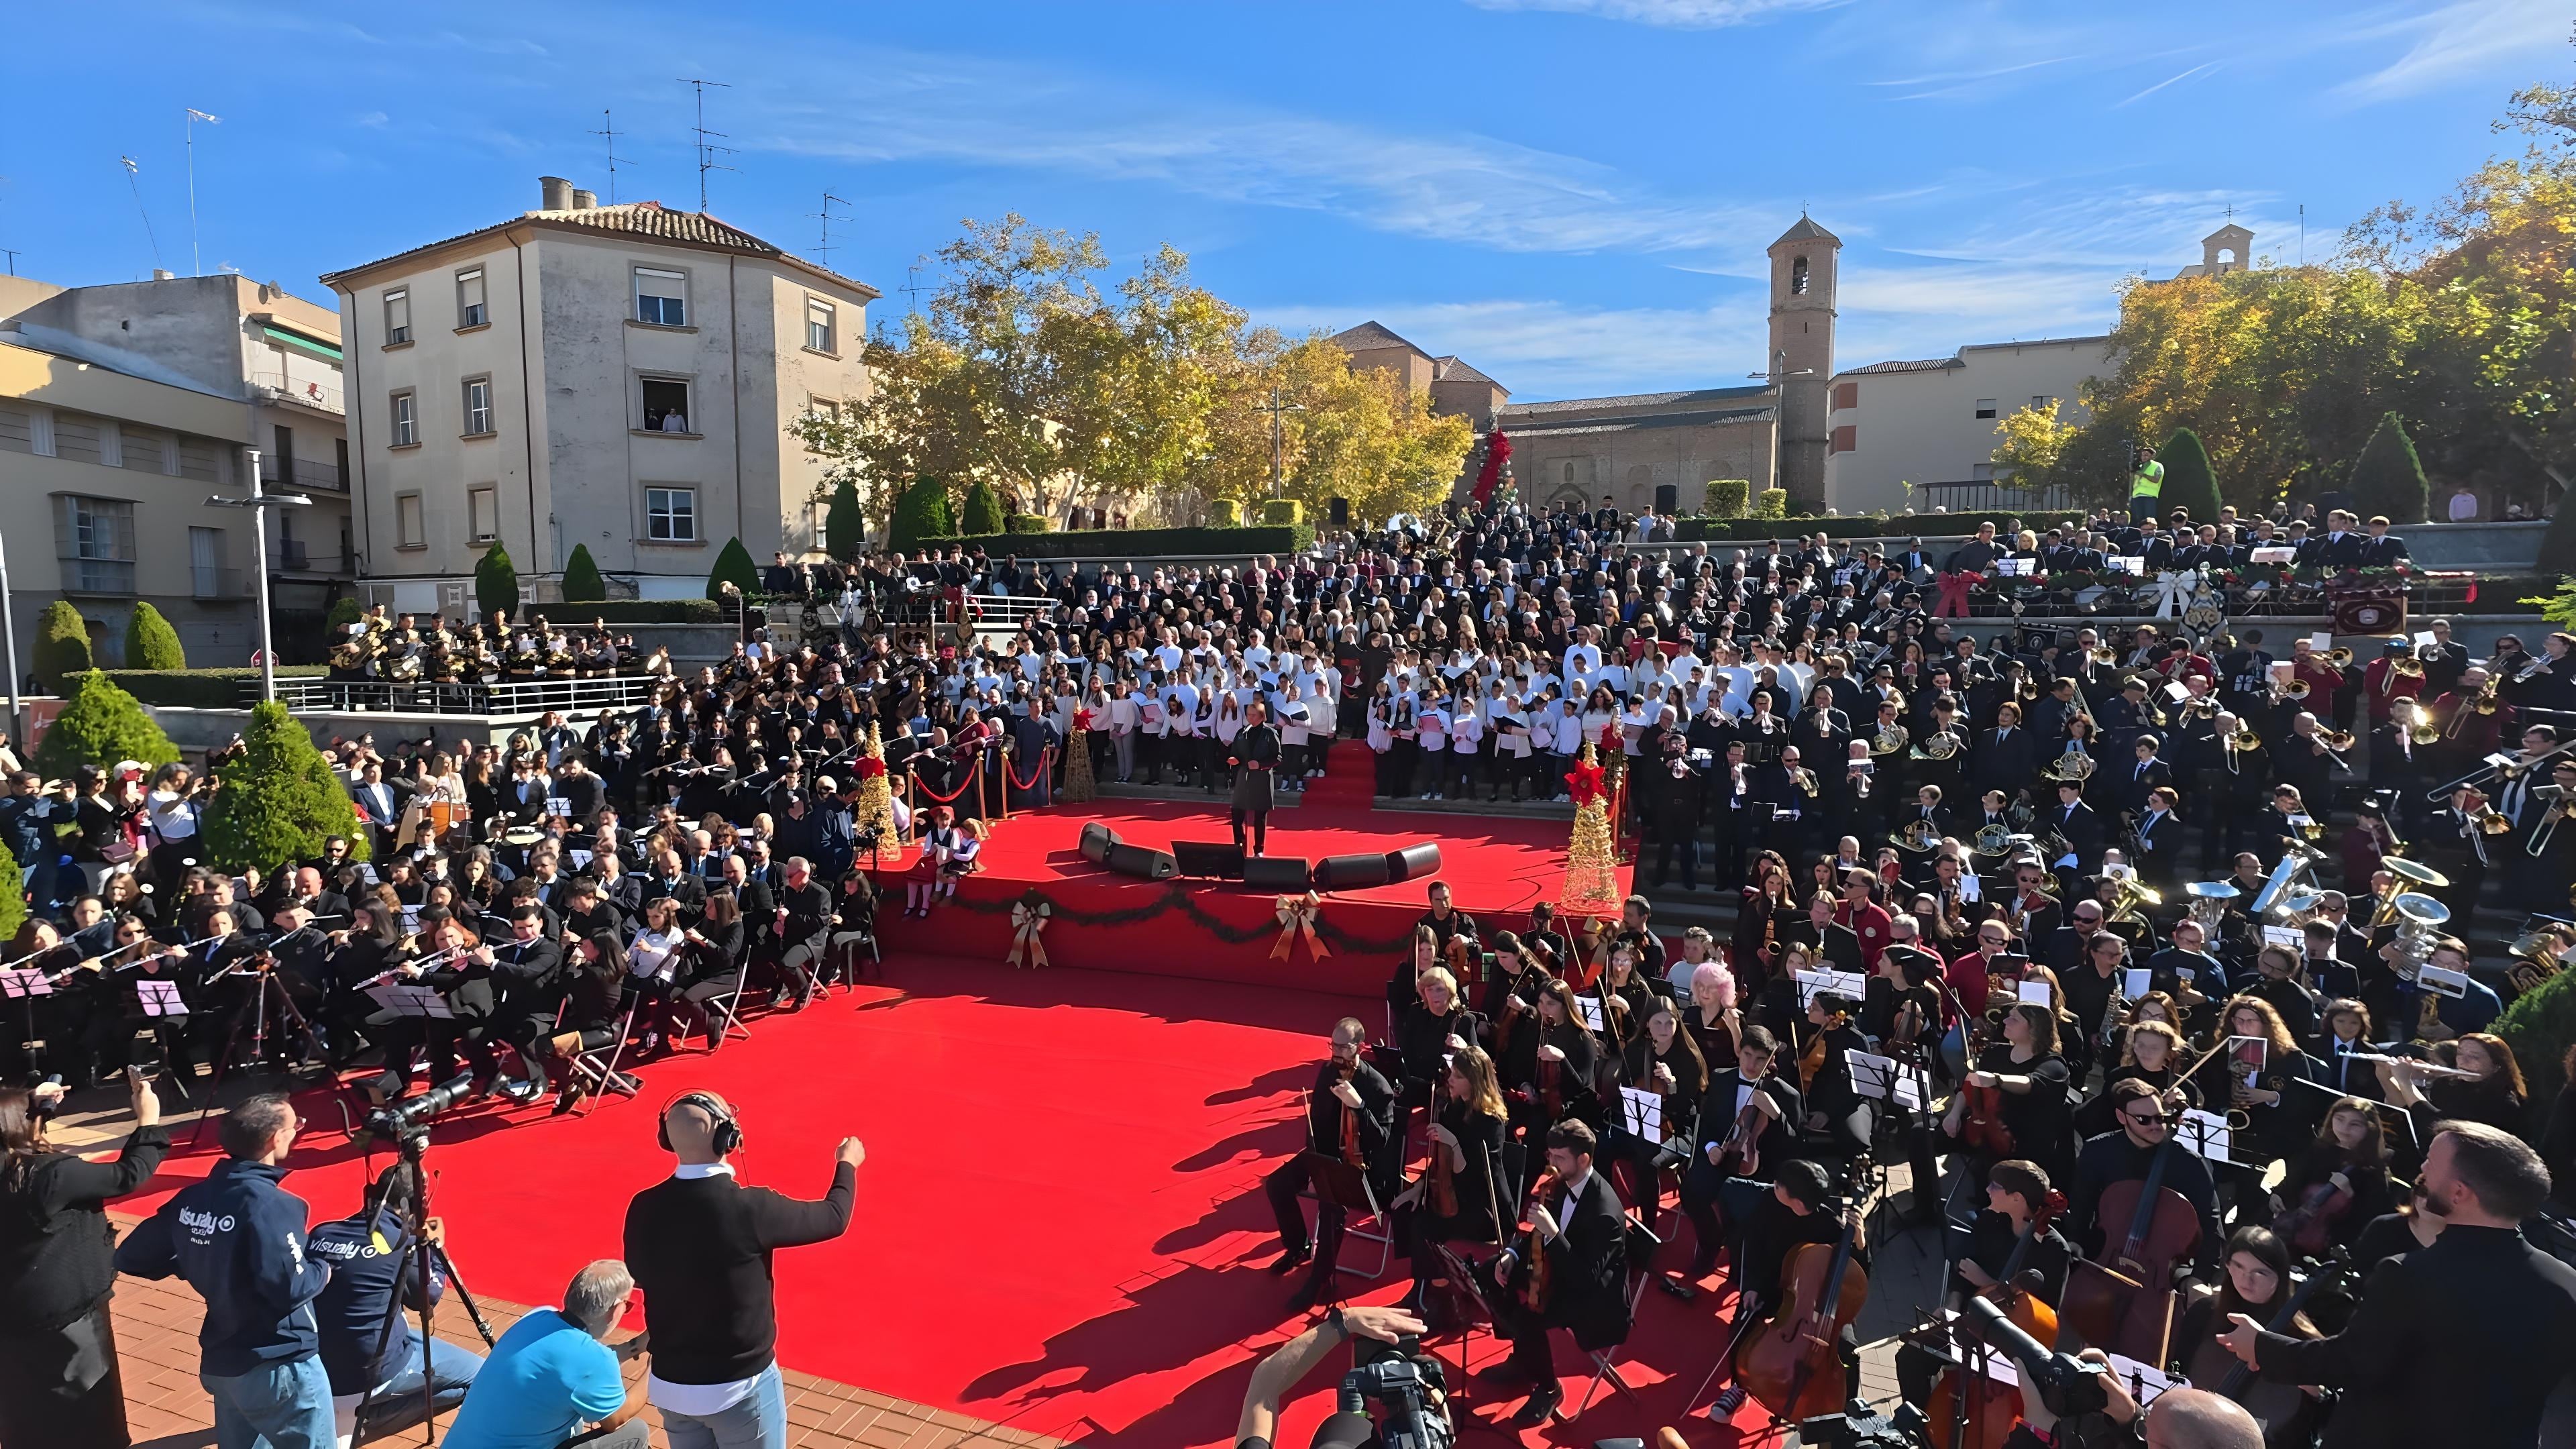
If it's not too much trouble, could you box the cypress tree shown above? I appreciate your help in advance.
[123,601,187,669]
[0,843,23,945]
[34,602,91,692]
[888,476,955,551]
[706,537,761,600]
[2157,427,2222,525]
[561,543,607,602]
[326,596,365,632]
[959,478,1006,537]
[2347,411,2431,525]
[33,672,180,778]
[824,476,864,559]
[203,699,371,873]
[474,541,519,624]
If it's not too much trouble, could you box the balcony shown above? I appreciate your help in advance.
[251,371,344,416]
[60,557,136,596]
[192,565,244,600]
[1915,479,2078,515]
[270,543,352,576]
[258,455,349,492]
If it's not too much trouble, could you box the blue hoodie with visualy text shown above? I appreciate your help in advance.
[115,1159,331,1377]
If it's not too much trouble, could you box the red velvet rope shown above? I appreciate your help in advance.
[908,767,978,804]
[1004,747,1053,792]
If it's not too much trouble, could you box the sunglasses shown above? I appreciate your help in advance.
[2122,1111,2174,1126]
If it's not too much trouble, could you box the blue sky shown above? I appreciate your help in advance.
[1,1,2561,398]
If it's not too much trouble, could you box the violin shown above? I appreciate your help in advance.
[1426,1073,1460,1219]
[1797,1020,1829,1094]
[1737,1201,1870,1424]
[1924,1189,2067,1449]
[1505,1167,1562,1314]
[1333,1059,1364,1169]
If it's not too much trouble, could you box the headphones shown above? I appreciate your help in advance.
[657,1090,743,1157]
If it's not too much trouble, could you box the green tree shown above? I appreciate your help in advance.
[34,602,91,692]
[959,478,1007,536]
[474,541,519,623]
[1990,401,2078,495]
[0,843,23,944]
[202,699,370,873]
[2498,959,2576,1114]
[823,476,864,559]
[2158,428,2223,524]
[561,543,606,602]
[1262,499,1304,527]
[706,537,760,601]
[2347,411,2432,523]
[888,476,955,551]
[123,602,186,670]
[33,672,180,777]
[1208,498,1242,527]
[326,596,364,632]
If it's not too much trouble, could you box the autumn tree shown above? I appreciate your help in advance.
[1990,400,2078,496]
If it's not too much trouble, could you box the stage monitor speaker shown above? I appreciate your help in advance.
[1244,856,1313,892]
[1383,842,1443,884]
[1328,496,1350,527]
[1106,843,1179,880]
[1312,851,1392,892]
[1079,822,1122,864]
[1172,841,1246,879]
[1654,483,1680,515]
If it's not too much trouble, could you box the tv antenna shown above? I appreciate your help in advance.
[1,248,20,278]
[810,191,851,266]
[589,109,634,205]
[184,107,219,276]
[678,78,735,211]
[901,262,927,317]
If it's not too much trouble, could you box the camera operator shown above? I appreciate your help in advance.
[442,1259,649,1449]
[115,1092,335,1448]
[1232,1303,1429,1449]
[0,1070,165,1449]
[310,1161,486,1447]
[2008,1356,2259,1449]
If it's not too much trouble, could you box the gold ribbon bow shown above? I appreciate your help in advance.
[1271,892,1330,963]
[1008,899,1051,969]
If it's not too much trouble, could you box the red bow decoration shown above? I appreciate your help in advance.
[1470,427,1512,506]
[855,757,888,782]
[1597,722,1621,753]
[1933,570,1978,618]
[1565,755,1607,808]
[1073,708,1096,731]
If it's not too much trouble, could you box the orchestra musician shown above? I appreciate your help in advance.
[2066,1079,2222,1275]
[1671,1022,1799,1295]
[1384,1044,1506,1311]
[1483,1118,1629,1426]
[1262,1018,1397,1314]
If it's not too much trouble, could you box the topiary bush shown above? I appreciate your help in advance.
[203,698,370,873]
[958,479,1006,537]
[1751,488,1789,521]
[0,842,22,945]
[1262,499,1304,527]
[474,541,519,624]
[2158,427,2222,525]
[1002,513,1049,535]
[560,543,606,603]
[916,525,1312,559]
[2347,411,2430,525]
[2498,963,2576,1122]
[889,476,955,553]
[326,596,364,632]
[33,672,180,777]
[123,602,186,671]
[34,602,91,693]
[1209,498,1243,527]
[100,667,329,708]
[824,477,865,559]
[706,537,760,601]
[1703,480,1750,518]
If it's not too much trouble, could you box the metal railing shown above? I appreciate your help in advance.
[250,674,663,716]
[1913,480,2078,515]
[270,543,352,575]
[60,557,137,595]
[252,372,345,415]
[259,455,349,492]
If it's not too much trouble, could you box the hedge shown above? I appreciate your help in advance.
[1003,513,1049,535]
[1671,511,2092,543]
[101,667,330,708]
[1208,498,1243,527]
[1703,480,1750,518]
[1263,499,1305,527]
[913,524,1313,559]
[557,599,729,624]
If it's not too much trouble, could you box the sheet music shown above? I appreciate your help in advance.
[1793,968,1868,1008]
[2176,1108,2233,1163]
[1845,1050,1900,1102]
[2261,925,2304,950]
[570,849,595,869]
[1574,994,1604,1032]
[2123,967,2152,998]
[2417,963,2471,999]
[547,797,572,818]
[1618,1085,1662,1138]
[136,979,186,1018]
[2104,1353,2183,1406]
[359,863,380,885]
[2016,979,2053,1006]
[0,968,52,999]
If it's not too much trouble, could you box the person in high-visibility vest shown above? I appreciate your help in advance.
[2128,442,2165,524]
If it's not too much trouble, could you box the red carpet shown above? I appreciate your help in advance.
[868,796,1627,998]
[122,956,1780,1447]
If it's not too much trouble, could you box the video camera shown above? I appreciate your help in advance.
[362,1071,478,1151]
[1310,1334,1452,1449]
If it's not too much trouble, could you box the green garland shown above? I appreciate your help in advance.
[935,883,1421,956]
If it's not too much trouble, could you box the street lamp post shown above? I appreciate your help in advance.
[207,447,312,703]
[0,537,20,739]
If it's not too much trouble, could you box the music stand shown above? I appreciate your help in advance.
[0,969,52,1075]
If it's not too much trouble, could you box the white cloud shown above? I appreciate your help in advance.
[2336,0,2567,104]
[1462,0,1847,27]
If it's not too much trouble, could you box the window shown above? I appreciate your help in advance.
[1974,398,1998,420]
[1972,464,1998,482]
[455,268,487,329]
[2031,394,2053,411]
[176,435,221,482]
[396,492,425,548]
[55,495,137,594]
[52,413,105,466]
[646,486,698,542]
[390,391,418,447]
[635,268,688,327]
[189,527,227,599]
[384,288,411,345]
[335,437,350,488]
[640,377,692,434]
[1829,424,1856,455]
[1790,256,1809,295]
[468,485,498,542]
[120,425,174,474]
[806,298,837,354]
[1829,381,1858,412]
[462,378,494,437]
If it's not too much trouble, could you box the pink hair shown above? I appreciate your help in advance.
[1690,961,1737,1010]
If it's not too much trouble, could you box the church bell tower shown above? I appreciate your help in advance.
[1767,213,1839,512]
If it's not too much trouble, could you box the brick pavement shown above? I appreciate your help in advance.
[103,1213,1060,1449]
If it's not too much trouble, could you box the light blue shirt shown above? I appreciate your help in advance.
[440,1309,624,1449]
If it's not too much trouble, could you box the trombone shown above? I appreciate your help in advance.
[2529,788,2569,857]
[2312,728,2357,773]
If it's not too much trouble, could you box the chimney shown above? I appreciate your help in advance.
[539,176,574,211]
[152,268,176,281]
[570,189,598,210]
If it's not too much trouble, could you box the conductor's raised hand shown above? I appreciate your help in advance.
[834,1136,865,1169]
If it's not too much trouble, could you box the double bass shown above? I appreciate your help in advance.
[1738,1202,1870,1424]
[1924,1190,2068,1449]
[2061,1131,2201,1363]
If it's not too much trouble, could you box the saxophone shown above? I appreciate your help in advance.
[2096,957,2129,1052]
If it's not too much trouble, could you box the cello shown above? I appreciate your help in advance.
[2180,1257,2344,1448]
[1923,1189,2068,1449]
[1738,1202,1870,1424]
[2060,1129,2201,1363]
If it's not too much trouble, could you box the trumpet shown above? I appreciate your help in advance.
[2471,680,2502,715]
[2514,656,2551,684]
[1792,767,1819,798]
[2087,644,2120,665]
[2408,718,2443,745]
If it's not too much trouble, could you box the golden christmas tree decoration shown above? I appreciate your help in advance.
[1558,741,1622,914]
[1061,709,1097,804]
[850,722,901,865]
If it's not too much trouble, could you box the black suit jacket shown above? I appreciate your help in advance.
[1536,1168,1630,1350]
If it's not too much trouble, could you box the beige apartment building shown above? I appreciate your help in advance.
[0,272,354,667]
[321,178,876,614]
[1822,336,2114,517]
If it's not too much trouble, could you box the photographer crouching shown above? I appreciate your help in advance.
[1234,1303,1449,1449]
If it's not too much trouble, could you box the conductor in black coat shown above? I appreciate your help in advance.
[2217,1122,2576,1449]
[1229,704,1282,857]
[1489,1118,1630,1426]
[1265,1018,1399,1313]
